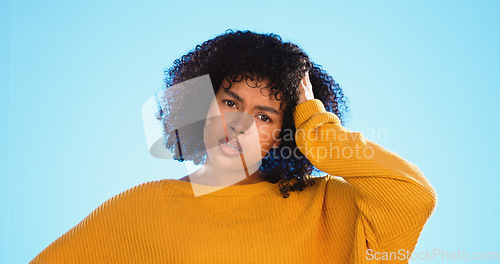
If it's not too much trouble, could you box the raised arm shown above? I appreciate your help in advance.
[294,75,437,262]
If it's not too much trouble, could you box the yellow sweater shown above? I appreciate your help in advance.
[30,99,437,264]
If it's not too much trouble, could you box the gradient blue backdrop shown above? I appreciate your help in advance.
[1,0,499,263]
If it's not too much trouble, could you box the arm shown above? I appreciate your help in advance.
[295,73,437,262]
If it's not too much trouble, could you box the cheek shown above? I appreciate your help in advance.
[203,116,223,142]
[257,124,281,145]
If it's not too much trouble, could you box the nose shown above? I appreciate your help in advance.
[230,123,245,136]
[224,112,253,138]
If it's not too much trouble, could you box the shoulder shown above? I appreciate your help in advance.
[84,180,167,220]
[324,175,354,192]
[107,180,166,205]
[64,180,168,236]
[30,180,168,262]
[296,174,355,198]
[322,175,358,209]
[86,179,169,223]
[306,174,354,192]
[117,180,165,198]
[299,175,357,206]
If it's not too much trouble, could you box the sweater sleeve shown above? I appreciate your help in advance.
[294,99,437,263]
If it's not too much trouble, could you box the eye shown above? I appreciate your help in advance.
[257,114,272,122]
[223,100,237,108]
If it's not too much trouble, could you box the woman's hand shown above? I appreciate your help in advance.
[297,70,315,104]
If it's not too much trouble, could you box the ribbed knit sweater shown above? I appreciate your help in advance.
[30,99,437,264]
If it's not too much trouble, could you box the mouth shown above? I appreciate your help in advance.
[218,137,242,153]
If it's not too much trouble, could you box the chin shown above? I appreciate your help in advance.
[208,149,262,172]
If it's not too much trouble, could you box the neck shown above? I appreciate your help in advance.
[187,157,264,186]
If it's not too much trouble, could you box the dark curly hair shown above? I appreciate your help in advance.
[157,29,350,198]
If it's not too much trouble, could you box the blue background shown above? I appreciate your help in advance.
[1,0,499,263]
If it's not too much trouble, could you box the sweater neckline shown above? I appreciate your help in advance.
[162,178,279,197]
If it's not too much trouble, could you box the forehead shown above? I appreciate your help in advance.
[217,77,284,109]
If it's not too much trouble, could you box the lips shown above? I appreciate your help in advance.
[218,137,242,152]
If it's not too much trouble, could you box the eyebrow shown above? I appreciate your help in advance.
[222,89,281,115]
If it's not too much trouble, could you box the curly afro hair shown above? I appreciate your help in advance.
[158,29,350,198]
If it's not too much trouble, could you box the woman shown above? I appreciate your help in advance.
[30,30,437,263]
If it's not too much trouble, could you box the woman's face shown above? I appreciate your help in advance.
[203,77,285,172]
